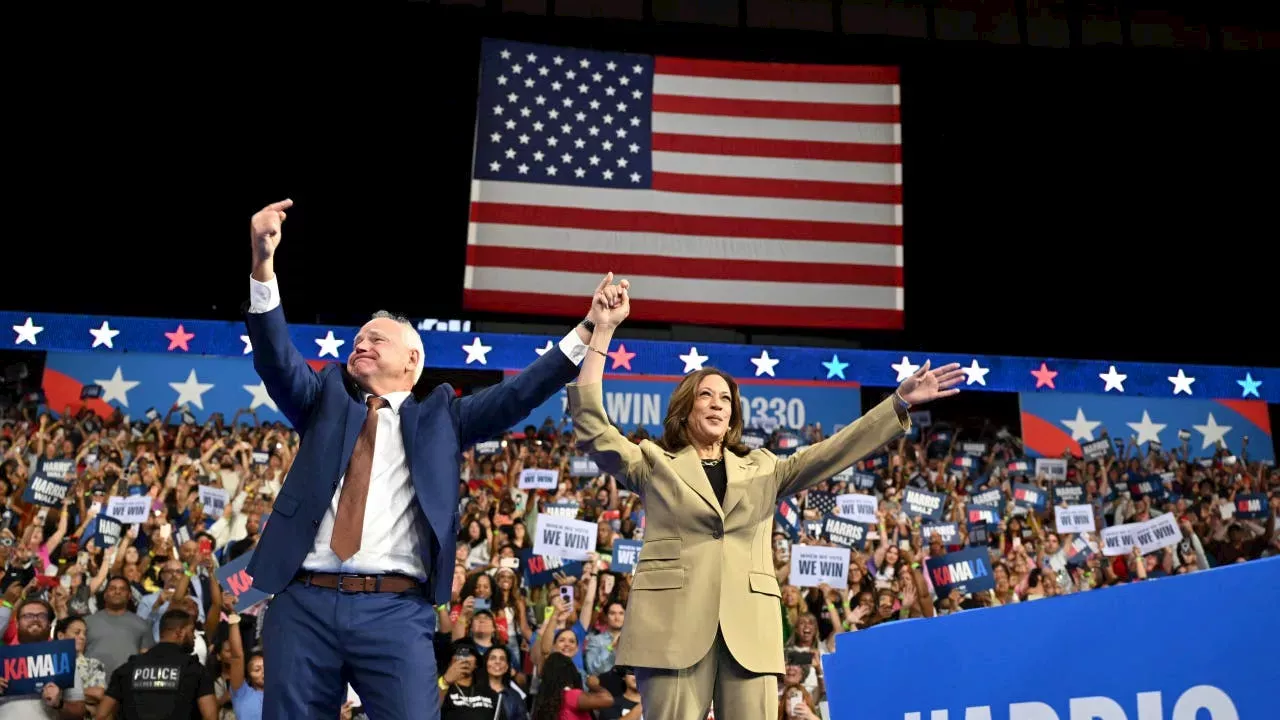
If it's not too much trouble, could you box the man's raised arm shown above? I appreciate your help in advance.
[243,199,321,429]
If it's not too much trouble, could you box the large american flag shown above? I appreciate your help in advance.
[464,38,903,330]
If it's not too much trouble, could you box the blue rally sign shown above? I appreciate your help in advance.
[824,556,1280,720]
[0,639,76,696]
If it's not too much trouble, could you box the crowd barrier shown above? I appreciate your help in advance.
[824,556,1279,719]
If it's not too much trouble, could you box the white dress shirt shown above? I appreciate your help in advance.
[247,274,589,580]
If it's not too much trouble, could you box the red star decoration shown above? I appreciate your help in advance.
[1030,362,1058,389]
[606,343,636,370]
[165,324,195,352]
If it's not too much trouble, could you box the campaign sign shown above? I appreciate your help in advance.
[822,514,869,550]
[1234,493,1269,520]
[1012,483,1047,512]
[835,493,878,524]
[1054,505,1096,533]
[901,488,946,522]
[849,472,877,491]
[921,522,960,546]
[1052,483,1085,505]
[216,549,268,612]
[966,522,989,547]
[543,502,581,519]
[970,488,1002,508]
[518,469,559,491]
[568,456,599,478]
[512,375,862,435]
[825,557,1280,720]
[790,545,850,588]
[924,547,994,597]
[610,539,642,573]
[967,504,1000,527]
[1065,535,1096,567]
[532,514,597,560]
[106,496,151,525]
[83,514,123,548]
[1101,513,1181,557]
[35,458,75,482]
[1128,474,1167,501]
[22,476,71,508]
[1034,458,1067,482]
[0,639,76,695]
[198,486,228,516]
[518,548,584,587]
[1080,438,1111,460]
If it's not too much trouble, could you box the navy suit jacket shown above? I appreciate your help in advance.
[243,304,580,603]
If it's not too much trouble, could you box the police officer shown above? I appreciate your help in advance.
[95,608,216,720]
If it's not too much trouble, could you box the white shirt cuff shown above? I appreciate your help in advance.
[249,275,281,313]
[557,328,589,366]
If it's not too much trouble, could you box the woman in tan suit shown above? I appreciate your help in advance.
[567,275,963,720]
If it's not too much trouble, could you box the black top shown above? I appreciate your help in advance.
[106,642,214,720]
[702,459,728,507]
[440,680,502,719]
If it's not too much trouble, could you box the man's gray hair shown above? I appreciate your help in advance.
[371,310,425,384]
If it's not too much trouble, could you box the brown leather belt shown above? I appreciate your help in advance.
[294,571,423,594]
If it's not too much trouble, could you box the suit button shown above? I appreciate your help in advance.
[712,529,723,539]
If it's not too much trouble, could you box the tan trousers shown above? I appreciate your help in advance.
[633,626,779,720]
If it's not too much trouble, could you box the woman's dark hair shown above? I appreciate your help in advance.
[656,368,750,456]
[458,571,493,604]
[532,653,582,720]
[458,515,489,547]
[54,615,86,638]
[483,645,513,686]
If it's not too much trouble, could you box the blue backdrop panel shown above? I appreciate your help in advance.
[4,310,1276,402]
[1019,391,1273,462]
[824,556,1280,720]
[509,372,861,435]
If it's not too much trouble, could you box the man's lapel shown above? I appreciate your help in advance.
[669,446,725,520]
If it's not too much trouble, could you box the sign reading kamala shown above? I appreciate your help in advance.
[824,556,1279,720]
[510,373,862,435]
[1019,391,1273,462]
[0,639,76,696]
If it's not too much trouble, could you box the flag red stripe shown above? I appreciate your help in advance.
[652,94,900,124]
[652,171,902,205]
[469,203,903,245]
[466,245,902,287]
[652,133,901,163]
[463,289,904,330]
[655,57,899,85]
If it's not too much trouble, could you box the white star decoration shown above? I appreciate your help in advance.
[535,340,554,356]
[462,337,492,365]
[169,369,215,410]
[94,367,140,407]
[1099,365,1127,392]
[750,350,779,377]
[961,359,989,386]
[1060,408,1101,442]
[890,356,919,382]
[1126,410,1166,446]
[821,354,848,380]
[243,381,278,412]
[1167,369,1195,396]
[89,321,120,349]
[1192,413,1231,450]
[240,335,253,355]
[315,331,345,358]
[12,317,42,345]
[679,347,708,373]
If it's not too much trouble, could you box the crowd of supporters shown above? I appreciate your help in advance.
[0,389,1274,719]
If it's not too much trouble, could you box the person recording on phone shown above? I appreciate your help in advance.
[566,277,964,719]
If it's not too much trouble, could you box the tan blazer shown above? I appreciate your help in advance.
[566,381,910,675]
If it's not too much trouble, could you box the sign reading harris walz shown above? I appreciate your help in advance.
[823,557,1279,720]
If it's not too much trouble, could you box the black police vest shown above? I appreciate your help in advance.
[122,647,198,720]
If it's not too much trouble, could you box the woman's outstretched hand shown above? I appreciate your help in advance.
[897,360,964,406]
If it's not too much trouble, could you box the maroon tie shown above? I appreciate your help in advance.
[331,395,389,560]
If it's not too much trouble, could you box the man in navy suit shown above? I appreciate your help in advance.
[242,199,619,719]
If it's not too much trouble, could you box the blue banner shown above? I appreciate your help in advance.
[10,309,1276,401]
[1019,391,1273,461]
[825,557,1280,720]
[0,639,76,696]
[512,373,861,435]
[518,548,584,588]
